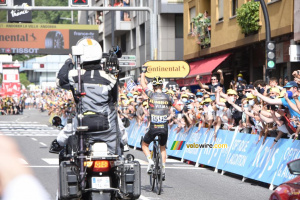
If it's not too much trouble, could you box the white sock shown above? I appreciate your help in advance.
[146,154,152,163]
[162,163,166,172]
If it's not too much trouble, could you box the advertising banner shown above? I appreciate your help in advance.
[0,23,98,55]
[126,121,300,186]
[143,61,190,78]
[8,0,32,22]
[197,129,230,168]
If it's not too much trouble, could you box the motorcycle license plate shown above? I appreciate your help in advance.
[91,177,110,189]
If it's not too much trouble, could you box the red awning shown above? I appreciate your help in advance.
[176,53,231,86]
[188,53,231,77]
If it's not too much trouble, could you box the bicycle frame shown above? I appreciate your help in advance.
[150,136,163,195]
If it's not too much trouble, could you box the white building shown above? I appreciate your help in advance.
[20,55,69,89]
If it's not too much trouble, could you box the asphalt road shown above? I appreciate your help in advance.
[0,109,273,200]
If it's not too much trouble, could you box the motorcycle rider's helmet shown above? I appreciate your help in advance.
[76,38,103,64]
[152,76,163,86]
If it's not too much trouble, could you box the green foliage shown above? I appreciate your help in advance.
[191,13,211,48]
[0,0,78,23]
[19,73,31,88]
[236,0,260,35]
[13,55,42,61]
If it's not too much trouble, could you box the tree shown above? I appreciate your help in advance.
[19,73,31,88]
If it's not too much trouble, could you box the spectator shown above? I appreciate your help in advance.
[196,69,224,97]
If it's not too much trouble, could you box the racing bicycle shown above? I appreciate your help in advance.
[149,136,163,195]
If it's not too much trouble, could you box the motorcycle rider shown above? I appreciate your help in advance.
[50,38,123,156]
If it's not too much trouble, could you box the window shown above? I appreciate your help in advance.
[232,0,238,17]
[131,28,136,49]
[121,34,126,53]
[139,23,145,46]
[218,0,224,21]
[175,14,183,38]
[189,7,196,33]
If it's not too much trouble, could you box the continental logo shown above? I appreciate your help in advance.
[144,61,190,78]
[147,66,182,72]
[0,33,36,42]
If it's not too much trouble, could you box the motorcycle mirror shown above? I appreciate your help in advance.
[52,116,62,127]
[288,158,300,175]
[126,154,135,162]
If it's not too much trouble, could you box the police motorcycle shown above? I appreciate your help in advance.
[51,39,141,200]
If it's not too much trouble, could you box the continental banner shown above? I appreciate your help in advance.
[144,61,190,78]
[0,23,98,55]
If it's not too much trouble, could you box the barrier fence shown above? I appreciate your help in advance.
[126,119,300,189]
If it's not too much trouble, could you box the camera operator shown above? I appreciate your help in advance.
[51,38,122,156]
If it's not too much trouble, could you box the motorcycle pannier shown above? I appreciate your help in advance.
[59,161,81,199]
[81,113,109,132]
[117,161,141,199]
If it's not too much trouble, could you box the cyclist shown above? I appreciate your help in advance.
[140,66,184,181]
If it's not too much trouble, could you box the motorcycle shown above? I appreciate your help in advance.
[52,45,141,200]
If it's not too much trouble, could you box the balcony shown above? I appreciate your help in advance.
[158,0,183,14]
[104,11,131,37]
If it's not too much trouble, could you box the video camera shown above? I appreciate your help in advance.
[101,46,122,75]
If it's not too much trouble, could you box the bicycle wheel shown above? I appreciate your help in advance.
[150,147,156,191]
[155,147,163,195]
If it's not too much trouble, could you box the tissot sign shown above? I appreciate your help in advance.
[0,23,98,55]
[8,0,32,22]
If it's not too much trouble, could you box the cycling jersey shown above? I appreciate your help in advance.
[145,89,175,130]
[143,88,175,146]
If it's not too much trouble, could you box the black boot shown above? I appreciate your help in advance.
[49,139,63,154]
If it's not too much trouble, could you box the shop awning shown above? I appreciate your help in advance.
[177,53,231,86]
[188,53,231,77]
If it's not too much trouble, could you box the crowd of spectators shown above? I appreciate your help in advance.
[118,69,300,148]
[0,89,76,128]
[6,68,299,149]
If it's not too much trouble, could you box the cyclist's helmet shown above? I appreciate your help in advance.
[152,76,163,86]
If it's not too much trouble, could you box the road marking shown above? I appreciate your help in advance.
[139,195,156,200]
[25,166,59,168]
[31,138,37,141]
[166,158,182,163]
[2,134,58,137]
[40,142,47,146]
[140,166,205,170]
[135,158,185,165]
[42,158,59,165]
[18,158,28,165]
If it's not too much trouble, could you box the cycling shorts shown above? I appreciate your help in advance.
[143,126,168,146]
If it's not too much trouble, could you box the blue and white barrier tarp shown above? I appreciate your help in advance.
[126,121,300,186]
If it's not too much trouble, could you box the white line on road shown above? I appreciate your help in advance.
[139,195,155,200]
[40,142,47,146]
[25,166,59,168]
[42,158,59,165]
[31,138,37,141]
[18,158,28,165]
[140,166,205,170]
